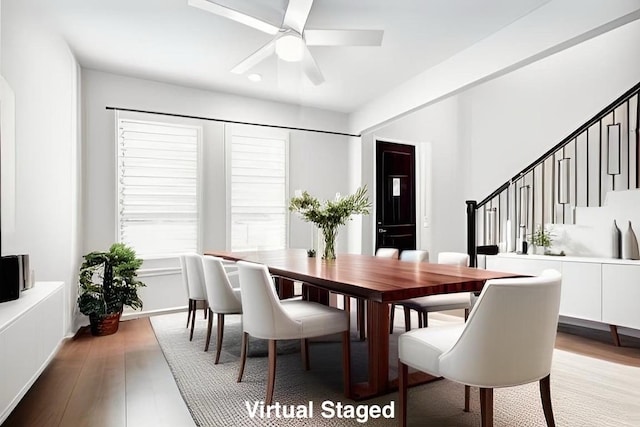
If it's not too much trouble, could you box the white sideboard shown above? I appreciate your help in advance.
[485,254,640,330]
[0,282,65,424]
[602,264,640,330]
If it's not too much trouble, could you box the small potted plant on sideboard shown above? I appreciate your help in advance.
[77,243,145,336]
[530,225,553,255]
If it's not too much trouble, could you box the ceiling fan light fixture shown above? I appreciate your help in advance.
[275,33,304,62]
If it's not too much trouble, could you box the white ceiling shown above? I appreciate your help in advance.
[24,0,550,113]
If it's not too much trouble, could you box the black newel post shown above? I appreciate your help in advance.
[466,200,477,268]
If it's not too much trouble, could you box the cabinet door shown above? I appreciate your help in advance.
[486,256,562,276]
[0,328,8,420]
[38,288,64,367]
[560,262,601,321]
[0,308,39,421]
[602,264,640,329]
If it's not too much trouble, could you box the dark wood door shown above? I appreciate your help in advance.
[376,141,416,252]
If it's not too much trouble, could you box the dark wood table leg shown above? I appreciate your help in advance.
[357,298,366,341]
[275,276,295,299]
[351,300,389,399]
[351,299,440,400]
[301,283,330,305]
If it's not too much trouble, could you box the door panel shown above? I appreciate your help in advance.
[376,141,416,252]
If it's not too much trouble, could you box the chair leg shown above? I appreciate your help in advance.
[464,385,470,412]
[237,332,249,382]
[398,360,408,427]
[204,302,207,319]
[189,300,197,341]
[464,308,470,321]
[215,314,224,364]
[343,295,351,312]
[403,307,412,331]
[186,299,192,328]
[301,338,310,370]
[389,304,396,334]
[423,312,429,327]
[609,324,621,347]
[204,308,213,351]
[266,339,277,405]
[539,374,556,427]
[479,388,494,427]
[341,330,352,398]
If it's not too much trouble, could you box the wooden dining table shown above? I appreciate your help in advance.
[205,248,520,399]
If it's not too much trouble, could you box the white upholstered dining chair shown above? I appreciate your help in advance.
[399,249,429,263]
[389,250,429,332]
[180,254,208,341]
[394,252,472,332]
[236,261,351,405]
[376,247,400,258]
[398,269,562,427]
[201,255,242,363]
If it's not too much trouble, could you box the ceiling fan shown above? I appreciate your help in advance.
[188,0,384,85]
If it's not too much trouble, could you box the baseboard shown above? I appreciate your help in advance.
[72,307,188,333]
[121,306,187,321]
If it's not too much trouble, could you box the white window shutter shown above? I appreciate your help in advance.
[117,118,200,257]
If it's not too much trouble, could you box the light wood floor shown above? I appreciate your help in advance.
[3,317,639,427]
[2,318,194,427]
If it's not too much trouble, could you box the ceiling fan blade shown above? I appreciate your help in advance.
[188,0,279,35]
[282,0,314,34]
[305,29,384,46]
[231,39,276,74]
[301,45,324,85]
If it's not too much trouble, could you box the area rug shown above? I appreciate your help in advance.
[151,311,640,426]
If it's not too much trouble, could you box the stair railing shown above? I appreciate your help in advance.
[466,81,640,267]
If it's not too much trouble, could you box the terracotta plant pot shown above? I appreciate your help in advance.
[90,311,122,336]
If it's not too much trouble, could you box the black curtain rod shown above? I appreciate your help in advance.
[105,106,361,138]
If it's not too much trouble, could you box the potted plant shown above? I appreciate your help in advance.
[530,225,553,255]
[77,243,145,336]
[290,187,371,260]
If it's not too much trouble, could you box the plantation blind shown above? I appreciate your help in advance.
[117,118,200,257]
[228,126,288,251]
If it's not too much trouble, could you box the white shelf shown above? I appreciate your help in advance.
[0,282,64,332]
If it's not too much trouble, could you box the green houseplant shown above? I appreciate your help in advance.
[78,243,145,336]
[530,225,553,255]
[289,186,371,260]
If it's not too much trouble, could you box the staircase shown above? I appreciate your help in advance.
[466,81,640,265]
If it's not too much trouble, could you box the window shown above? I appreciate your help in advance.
[226,125,288,251]
[117,117,201,257]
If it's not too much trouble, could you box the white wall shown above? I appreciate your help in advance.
[82,70,351,319]
[288,130,350,252]
[360,97,461,257]
[1,1,81,334]
[461,18,640,202]
[346,136,363,254]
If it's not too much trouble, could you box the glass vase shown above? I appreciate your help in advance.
[321,225,338,260]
